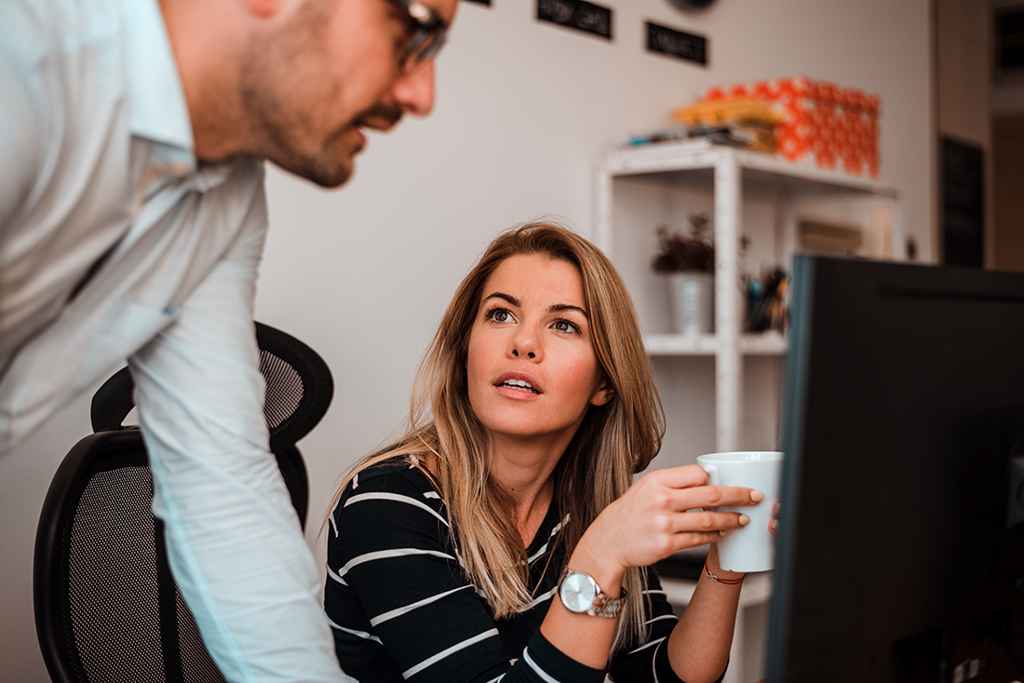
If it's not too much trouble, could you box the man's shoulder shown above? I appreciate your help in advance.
[2,0,121,66]
[0,0,128,161]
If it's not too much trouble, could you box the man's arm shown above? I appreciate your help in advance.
[128,172,347,682]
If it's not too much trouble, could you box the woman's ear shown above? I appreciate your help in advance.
[590,383,614,407]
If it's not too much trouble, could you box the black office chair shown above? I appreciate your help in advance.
[34,322,334,682]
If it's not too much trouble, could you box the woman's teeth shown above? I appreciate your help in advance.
[501,379,539,394]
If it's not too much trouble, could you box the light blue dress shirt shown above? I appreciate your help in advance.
[0,1,346,680]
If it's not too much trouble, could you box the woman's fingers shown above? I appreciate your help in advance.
[658,510,747,534]
[649,464,711,490]
[671,531,725,553]
[668,484,762,511]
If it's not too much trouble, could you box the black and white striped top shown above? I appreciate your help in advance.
[325,459,727,682]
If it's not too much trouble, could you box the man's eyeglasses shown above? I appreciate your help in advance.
[389,0,448,72]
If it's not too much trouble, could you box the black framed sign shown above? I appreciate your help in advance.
[537,0,613,41]
[645,21,707,66]
[940,136,985,268]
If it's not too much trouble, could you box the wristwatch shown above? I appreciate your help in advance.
[557,567,626,618]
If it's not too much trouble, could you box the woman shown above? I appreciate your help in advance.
[324,223,765,682]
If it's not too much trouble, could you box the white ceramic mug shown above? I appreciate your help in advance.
[696,451,783,573]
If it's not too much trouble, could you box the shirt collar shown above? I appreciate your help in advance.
[122,0,196,155]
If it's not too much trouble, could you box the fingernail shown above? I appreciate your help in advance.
[750,490,764,502]
[770,519,778,530]
[738,514,750,526]
[719,529,727,536]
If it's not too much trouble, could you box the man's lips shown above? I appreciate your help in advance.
[354,106,403,132]
[349,118,399,153]
[356,121,396,134]
[347,104,402,152]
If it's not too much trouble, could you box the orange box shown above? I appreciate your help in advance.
[698,77,880,176]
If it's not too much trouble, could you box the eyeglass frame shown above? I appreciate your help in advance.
[388,0,449,71]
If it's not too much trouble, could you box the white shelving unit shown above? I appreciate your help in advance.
[595,139,901,453]
[643,331,788,357]
[594,139,901,683]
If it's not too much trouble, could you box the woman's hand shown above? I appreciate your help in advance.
[582,465,764,575]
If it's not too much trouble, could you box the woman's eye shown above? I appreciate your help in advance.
[486,307,514,323]
[552,319,580,334]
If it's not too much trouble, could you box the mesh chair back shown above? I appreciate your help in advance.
[35,322,333,682]
[89,323,332,445]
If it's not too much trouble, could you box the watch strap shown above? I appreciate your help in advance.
[588,591,626,618]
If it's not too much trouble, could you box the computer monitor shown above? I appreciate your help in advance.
[765,255,1024,683]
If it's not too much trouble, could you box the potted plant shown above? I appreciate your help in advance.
[652,213,716,335]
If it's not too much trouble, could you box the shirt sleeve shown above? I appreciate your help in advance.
[128,173,345,682]
[0,43,43,228]
[607,570,727,683]
[326,469,607,683]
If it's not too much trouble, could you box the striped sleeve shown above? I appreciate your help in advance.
[325,465,606,683]
[606,569,727,683]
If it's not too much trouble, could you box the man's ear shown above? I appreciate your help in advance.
[590,383,614,407]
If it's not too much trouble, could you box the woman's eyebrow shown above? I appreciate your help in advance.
[548,303,589,319]
[483,292,519,307]
[483,293,588,318]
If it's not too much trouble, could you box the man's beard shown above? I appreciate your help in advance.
[240,82,354,188]
[234,0,354,187]
[237,0,409,189]
[240,78,406,189]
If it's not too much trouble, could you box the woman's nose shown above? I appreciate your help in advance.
[508,328,542,362]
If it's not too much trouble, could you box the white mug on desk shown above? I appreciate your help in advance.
[697,451,783,573]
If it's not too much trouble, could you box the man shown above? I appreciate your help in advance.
[0,0,458,679]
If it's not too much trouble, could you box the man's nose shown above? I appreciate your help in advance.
[391,60,436,117]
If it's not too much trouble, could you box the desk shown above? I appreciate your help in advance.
[660,573,772,683]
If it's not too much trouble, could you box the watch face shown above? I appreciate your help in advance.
[560,572,598,613]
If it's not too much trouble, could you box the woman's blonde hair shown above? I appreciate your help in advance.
[325,221,665,649]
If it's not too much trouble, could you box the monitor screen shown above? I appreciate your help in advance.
[765,255,1024,682]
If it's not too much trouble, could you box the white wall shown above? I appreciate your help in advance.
[0,1,933,679]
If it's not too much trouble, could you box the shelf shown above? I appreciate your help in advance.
[644,332,788,356]
[603,139,899,198]
[597,135,902,455]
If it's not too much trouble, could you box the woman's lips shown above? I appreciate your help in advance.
[495,384,542,401]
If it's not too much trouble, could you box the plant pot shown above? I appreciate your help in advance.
[668,272,714,335]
